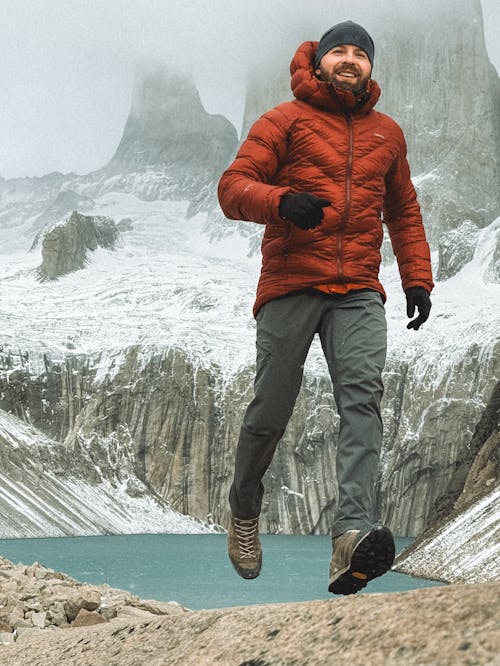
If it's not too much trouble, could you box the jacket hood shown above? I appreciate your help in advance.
[290,41,381,115]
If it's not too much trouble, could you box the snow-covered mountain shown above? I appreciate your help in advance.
[0,0,498,555]
[0,69,238,252]
[0,407,213,537]
[0,190,498,538]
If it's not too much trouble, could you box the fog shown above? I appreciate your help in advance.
[0,0,498,179]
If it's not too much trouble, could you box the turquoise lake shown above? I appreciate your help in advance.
[0,534,442,610]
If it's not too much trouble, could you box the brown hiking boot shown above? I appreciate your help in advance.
[328,525,395,595]
[227,516,262,579]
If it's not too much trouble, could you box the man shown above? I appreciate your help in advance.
[218,21,433,595]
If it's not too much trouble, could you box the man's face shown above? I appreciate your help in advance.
[315,44,372,95]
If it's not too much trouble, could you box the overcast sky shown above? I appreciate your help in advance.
[1,0,499,180]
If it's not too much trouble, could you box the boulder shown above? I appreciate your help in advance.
[63,589,101,623]
[0,619,12,632]
[31,611,47,629]
[72,608,107,627]
[39,211,120,279]
[14,627,47,643]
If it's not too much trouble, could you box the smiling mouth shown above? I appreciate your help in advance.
[336,71,358,78]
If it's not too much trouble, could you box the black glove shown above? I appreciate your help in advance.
[279,192,331,230]
[406,287,432,330]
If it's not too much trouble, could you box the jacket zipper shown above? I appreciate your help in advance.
[337,113,354,283]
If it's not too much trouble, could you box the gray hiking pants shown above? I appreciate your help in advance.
[229,288,387,537]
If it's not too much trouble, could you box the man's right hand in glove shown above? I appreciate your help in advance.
[279,193,331,230]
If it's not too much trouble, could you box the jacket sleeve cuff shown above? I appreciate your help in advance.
[403,279,434,294]
[265,186,294,225]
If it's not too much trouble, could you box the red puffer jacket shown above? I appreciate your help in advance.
[218,41,434,316]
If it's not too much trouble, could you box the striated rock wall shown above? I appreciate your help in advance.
[429,378,500,526]
[0,403,211,538]
[1,333,498,537]
[437,221,480,281]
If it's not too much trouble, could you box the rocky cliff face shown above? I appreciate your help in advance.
[393,381,500,582]
[1,306,498,538]
[0,400,211,538]
[431,377,500,526]
[82,69,239,208]
[374,0,500,244]
[30,190,95,247]
[0,200,498,539]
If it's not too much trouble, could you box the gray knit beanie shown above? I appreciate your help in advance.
[314,21,374,69]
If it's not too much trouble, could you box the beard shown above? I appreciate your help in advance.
[317,63,371,96]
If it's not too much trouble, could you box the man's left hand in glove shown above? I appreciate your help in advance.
[405,287,432,330]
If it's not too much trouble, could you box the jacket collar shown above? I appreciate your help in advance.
[290,41,381,115]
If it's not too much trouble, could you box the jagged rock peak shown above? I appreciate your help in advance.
[109,65,238,175]
[129,67,205,118]
[38,211,121,280]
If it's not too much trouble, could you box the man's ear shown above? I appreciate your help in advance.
[315,68,321,76]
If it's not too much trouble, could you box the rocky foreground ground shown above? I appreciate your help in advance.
[1,555,499,665]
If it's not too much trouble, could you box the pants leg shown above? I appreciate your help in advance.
[318,290,387,538]
[229,291,325,519]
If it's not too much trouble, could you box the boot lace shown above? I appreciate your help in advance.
[234,518,259,559]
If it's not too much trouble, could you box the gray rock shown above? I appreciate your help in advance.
[394,382,500,582]
[46,601,69,628]
[0,631,15,644]
[63,589,101,622]
[13,627,47,642]
[117,218,134,232]
[437,220,480,280]
[484,221,500,283]
[11,618,33,630]
[39,211,120,279]
[72,608,107,627]
[31,611,47,629]
[99,606,118,621]
[0,619,12,633]
[6,607,24,627]
[102,68,239,208]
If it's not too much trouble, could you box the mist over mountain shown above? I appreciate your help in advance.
[240,0,500,246]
